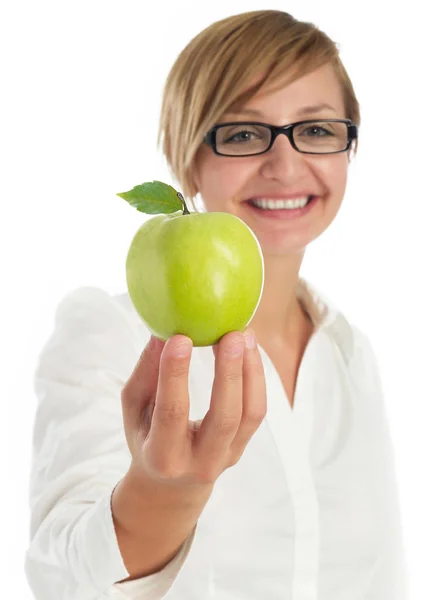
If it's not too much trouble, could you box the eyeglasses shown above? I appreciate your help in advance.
[204,119,358,156]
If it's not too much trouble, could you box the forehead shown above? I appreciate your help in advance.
[228,63,345,120]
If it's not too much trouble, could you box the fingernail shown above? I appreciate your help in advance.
[172,340,192,358]
[243,329,256,350]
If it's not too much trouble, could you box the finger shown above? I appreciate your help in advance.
[121,335,165,433]
[195,331,245,462]
[149,334,193,454]
[229,329,267,462]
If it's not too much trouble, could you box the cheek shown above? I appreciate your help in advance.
[199,159,255,211]
[321,158,348,199]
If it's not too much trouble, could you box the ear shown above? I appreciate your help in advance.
[192,170,199,192]
[191,162,201,195]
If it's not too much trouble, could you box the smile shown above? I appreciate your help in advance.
[244,195,318,220]
[249,196,312,210]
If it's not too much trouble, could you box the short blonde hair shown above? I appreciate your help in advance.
[158,10,361,209]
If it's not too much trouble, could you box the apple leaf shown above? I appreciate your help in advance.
[117,180,185,214]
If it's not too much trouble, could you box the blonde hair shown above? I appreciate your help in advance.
[158,10,361,210]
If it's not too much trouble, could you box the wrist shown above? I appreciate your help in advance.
[112,465,213,539]
[126,462,212,502]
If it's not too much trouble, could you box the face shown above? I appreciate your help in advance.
[193,63,352,257]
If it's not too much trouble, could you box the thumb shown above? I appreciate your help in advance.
[121,335,165,433]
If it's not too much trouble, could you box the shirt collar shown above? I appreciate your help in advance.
[297,277,355,365]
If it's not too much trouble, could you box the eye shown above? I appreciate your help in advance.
[223,128,263,144]
[301,124,335,137]
[217,123,268,145]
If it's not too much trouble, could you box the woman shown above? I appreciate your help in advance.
[25,10,408,599]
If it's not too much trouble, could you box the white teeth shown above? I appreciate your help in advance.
[251,197,310,210]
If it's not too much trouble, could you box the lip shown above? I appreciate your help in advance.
[242,196,319,220]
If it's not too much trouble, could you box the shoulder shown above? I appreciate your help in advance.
[301,278,378,370]
[52,285,147,338]
[321,310,383,397]
[37,286,151,374]
[54,285,137,324]
[328,316,377,362]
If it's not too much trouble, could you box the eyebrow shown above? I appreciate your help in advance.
[227,103,338,118]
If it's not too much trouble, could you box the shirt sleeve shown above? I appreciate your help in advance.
[350,327,410,600]
[24,286,195,600]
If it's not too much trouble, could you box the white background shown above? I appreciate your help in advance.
[1,0,434,597]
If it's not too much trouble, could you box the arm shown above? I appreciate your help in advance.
[25,286,266,600]
[24,287,194,599]
[351,328,410,599]
[111,469,212,581]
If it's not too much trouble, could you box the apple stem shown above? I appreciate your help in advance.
[177,192,190,215]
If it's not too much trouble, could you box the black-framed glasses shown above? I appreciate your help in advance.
[204,119,358,156]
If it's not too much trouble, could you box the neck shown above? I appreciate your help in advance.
[248,251,311,350]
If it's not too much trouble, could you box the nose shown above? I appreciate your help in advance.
[259,131,311,180]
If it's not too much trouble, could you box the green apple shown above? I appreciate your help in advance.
[118,181,264,346]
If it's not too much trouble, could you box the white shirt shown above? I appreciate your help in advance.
[25,278,408,599]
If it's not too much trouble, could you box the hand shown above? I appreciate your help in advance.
[120,329,267,490]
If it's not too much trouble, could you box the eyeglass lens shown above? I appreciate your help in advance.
[215,121,349,155]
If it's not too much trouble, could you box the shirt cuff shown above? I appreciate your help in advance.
[111,525,196,599]
[73,488,131,591]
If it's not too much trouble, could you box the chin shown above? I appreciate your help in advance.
[256,232,313,257]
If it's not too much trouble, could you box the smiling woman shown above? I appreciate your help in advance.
[24,9,409,600]
[158,12,361,209]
